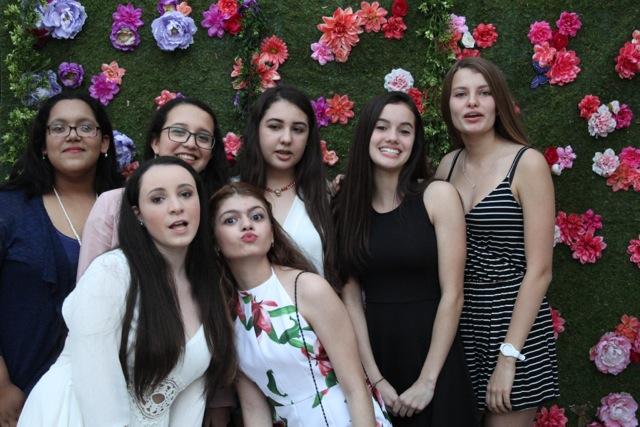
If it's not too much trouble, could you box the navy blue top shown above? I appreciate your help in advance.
[0,190,78,393]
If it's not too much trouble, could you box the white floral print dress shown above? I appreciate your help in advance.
[234,269,391,427]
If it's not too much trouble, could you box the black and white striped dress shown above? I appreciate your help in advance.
[447,147,560,410]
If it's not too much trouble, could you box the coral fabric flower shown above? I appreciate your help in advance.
[382,16,406,40]
[606,163,636,192]
[533,404,568,427]
[571,233,606,264]
[546,49,580,85]
[217,0,239,17]
[318,7,363,63]
[616,315,640,341]
[615,42,640,79]
[533,42,557,68]
[310,40,335,65]
[223,13,243,36]
[311,97,330,128]
[556,11,582,37]
[628,236,640,268]
[113,3,144,28]
[320,140,339,166]
[590,332,632,374]
[596,392,639,427]
[89,74,120,106]
[177,1,191,16]
[202,4,225,38]
[528,21,552,45]
[614,104,634,129]
[550,308,566,339]
[391,0,408,17]
[592,149,620,178]
[260,36,289,65]
[473,23,498,49]
[356,1,388,33]
[578,94,601,119]
[101,61,126,85]
[223,132,243,164]
[326,94,355,125]
[407,87,424,114]
[383,68,414,92]
[58,62,84,88]
[154,89,182,108]
[588,105,617,138]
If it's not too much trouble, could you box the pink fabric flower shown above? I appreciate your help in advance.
[571,233,606,264]
[89,74,120,106]
[614,104,634,129]
[628,236,640,268]
[534,404,568,427]
[528,21,553,45]
[615,42,640,80]
[533,42,557,68]
[550,308,566,339]
[356,1,388,33]
[546,49,580,85]
[310,40,335,65]
[578,95,602,120]
[587,422,605,427]
[449,14,468,34]
[260,36,289,65]
[112,3,144,28]
[223,132,242,164]
[556,145,576,170]
[154,89,181,108]
[590,332,632,375]
[581,209,603,235]
[596,392,638,427]
[320,140,339,166]
[588,105,617,138]
[592,149,620,178]
[101,61,126,85]
[556,11,582,37]
[202,4,225,38]
[318,7,363,63]
[619,147,640,168]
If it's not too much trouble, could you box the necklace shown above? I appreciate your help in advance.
[461,151,477,190]
[53,187,83,246]
[265,180,295,197]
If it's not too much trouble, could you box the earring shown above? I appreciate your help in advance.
[104,152,108,158]
[138,218,144,227]
[42,153,47,160]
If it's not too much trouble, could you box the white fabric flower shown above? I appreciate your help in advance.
[383,68,414,93]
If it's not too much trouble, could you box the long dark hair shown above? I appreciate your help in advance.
[118,156,236,400]
[2,92,122,196]
[210,182,316,297]
[440,57,529,148]
[143,97,230,198]
[236,85,336,285]
[333,91,429,285]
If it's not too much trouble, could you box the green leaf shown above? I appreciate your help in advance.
[266,370,288,397]
[268,305,297,317]
[324,370,338,389]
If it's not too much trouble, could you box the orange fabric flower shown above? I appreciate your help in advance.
[326,94,354,125]
[616,315,640,341]
[356,2,387,33]
[177,1,191,16]
[318,7,363,63]
[260,35,289,65]
[101,61,126,85]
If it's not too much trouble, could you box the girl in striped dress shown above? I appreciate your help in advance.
[435,57,559,426]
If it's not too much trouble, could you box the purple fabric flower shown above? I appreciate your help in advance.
[151,11,197,51]
[241,0,259,13]
[41,0,87,40]
[311,96,330,128]
[89,74,120,106]
[58,62,84,88]
[23,70,62,106]
[113,130,136,170]
[110,22,141,51]
[156,0,178,14]
[201,4,225,38]
[310,40,334,65]
[112,3,143,29]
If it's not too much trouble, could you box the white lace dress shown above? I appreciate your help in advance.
[18,250,211,427]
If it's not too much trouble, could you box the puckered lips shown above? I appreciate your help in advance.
[241,231,258,243]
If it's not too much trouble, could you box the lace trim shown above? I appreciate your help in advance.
[130,377,180,424]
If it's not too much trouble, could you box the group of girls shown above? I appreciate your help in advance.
[0,57,559,427]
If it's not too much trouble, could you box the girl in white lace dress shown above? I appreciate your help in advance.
[18,157,236,427]
[210,182,391,427]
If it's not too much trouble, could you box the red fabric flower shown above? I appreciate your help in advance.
[318,7,363,63]
[570,232,606,264]
[121,161,139,179]
[544,147,559,167]
[217,0,238,17]
[533,404,568,427]
[550,308,566,339]
[223,13,242,35]
[407,87,424,114]
[550,30,569,50]
[556,11,582,37]
[578,94,601,120]
[616,315,640,341]
[326,94,355,125]
[260,35,289,65]
[472,23,498,49]
[457,48,481,60]
[546,49,580,85]
[555,211,583,245]
[391,0,408,17]
[382,16,406,40]
[356,1,388,33]
[615,42,640,79]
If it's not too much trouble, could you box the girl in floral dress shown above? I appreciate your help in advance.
[210,182,390,427]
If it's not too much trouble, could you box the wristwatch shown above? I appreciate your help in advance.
[499,343,526,361]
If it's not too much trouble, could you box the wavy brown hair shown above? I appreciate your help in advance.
[440,57,529,148]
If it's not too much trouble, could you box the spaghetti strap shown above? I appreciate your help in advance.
[446,149,464,182]
[507,146,530,184]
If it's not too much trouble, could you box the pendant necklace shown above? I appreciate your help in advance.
[53,187,83,246]
[265,180,295,197]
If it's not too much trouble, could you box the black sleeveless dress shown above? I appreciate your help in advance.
[446,147,560,410]
[360,194,479,426]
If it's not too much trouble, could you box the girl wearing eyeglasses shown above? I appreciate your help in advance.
[0,93,121,425]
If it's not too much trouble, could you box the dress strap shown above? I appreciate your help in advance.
[507,146,530,184]
[445,149,464,182]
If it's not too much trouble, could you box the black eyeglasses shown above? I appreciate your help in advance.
[47,123,101,138]
[161,126,215,150]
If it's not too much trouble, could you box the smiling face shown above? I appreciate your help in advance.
[136,164,200,255]
[213,194,273,262]
[368,102,416,173]
[258,99,310,175]
[448,67,497,137]
[44,99,109,179]
[150,103,214,173]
